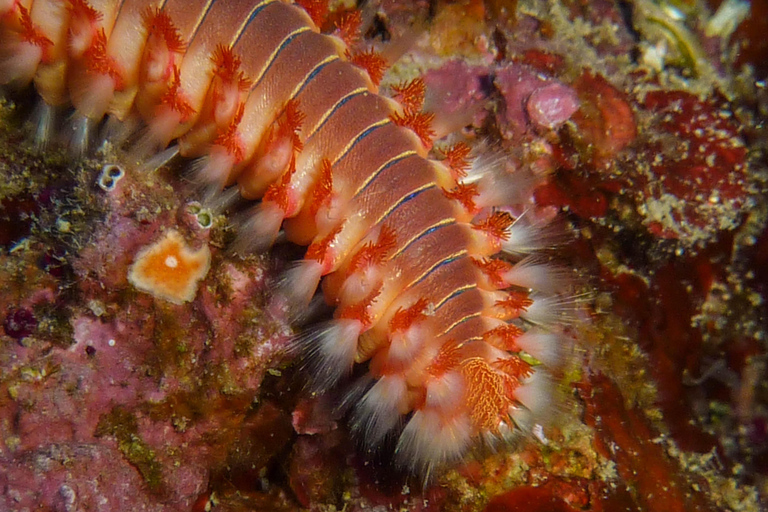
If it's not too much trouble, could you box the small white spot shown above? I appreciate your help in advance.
[108,339,116,347]
[164,255,179,268]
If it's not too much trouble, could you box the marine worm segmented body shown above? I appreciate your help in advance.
[1,0,572,476]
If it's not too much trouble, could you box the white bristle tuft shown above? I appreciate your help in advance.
[277,259,323,310]
[423,370,465,412]
[67,114,94,157]
[352,374,407,446]
[513,369,553,419]
[133,111,183,160]
[135,144,180,174]
[514,328,565,367]
[463,151,538,208]
[299,319,362,391]
[100,113,141,150]
[395,410,473,479]
[29,100,54,151]
[501,211,564,255]
[482,418,519,446]
[461,147,506,185]
[204,186,241,217]
[187,151,234,203]
[475,170,538,210]
[231,202,284,254]
[502,255,574,295]
[520,292,586,327]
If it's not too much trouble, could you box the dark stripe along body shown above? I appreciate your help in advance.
[0,0,572,476]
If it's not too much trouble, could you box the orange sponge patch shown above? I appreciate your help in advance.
[128,230,211,305]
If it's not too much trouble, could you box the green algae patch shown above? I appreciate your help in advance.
[95,407,165,493]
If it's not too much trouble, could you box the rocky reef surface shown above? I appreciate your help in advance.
[1,0,766,510]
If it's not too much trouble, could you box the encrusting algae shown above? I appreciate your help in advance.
[128,229,211,305]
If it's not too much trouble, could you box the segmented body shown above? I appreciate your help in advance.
[0,0,569,476]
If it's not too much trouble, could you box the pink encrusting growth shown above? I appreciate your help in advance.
[0,0,577,478]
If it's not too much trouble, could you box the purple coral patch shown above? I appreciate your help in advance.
[3,307,37,341]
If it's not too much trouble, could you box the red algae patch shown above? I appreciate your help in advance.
[128,230,211,305]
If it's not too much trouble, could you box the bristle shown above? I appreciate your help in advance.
[202,184,241,217]
[188,150,236,202]
[514,328,565,367]
[277,259,324,311]
[501,211,564,255]
[135,144,180,175]
[351,374,407,446]
[475,167,538,210]
[100,113,141,149]
[29,99,55,151]
[133,111,183,161]
[232,201,285,254]
[66,113,94,157]
[520,292,585,327]
[512,369,553,420]
[300,318,363,391]
[502,255,574,295]
[460,146,506,185]
[396,410,473,478]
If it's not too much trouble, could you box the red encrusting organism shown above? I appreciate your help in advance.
[0,0,575,478]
